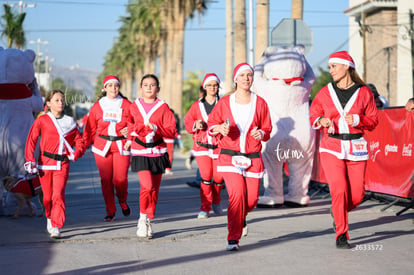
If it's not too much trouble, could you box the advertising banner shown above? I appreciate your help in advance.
[311,108,414,199]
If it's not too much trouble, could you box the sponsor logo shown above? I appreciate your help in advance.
[402,144,412,157]
[274,143,304,162]
[384,144,398,156]
[370,141,379,152]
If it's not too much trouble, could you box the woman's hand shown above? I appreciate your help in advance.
[120,127,128,137]
[318,117,332,128]
[124,142,131,151]
[196,120,205,130]
[250,127,263,140]
[344,113,354,125]
[213,122,229,136]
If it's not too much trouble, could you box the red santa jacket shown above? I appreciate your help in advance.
[310,83,378,161]
[184,98,220,159]
[128,98,176,156]
[25,113,83,170]
[83,96,131,157]
[208,92,272,178]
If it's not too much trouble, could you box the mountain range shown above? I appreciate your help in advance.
[51,64,100,99]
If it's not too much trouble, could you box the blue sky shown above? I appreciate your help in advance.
[3,0,351,77]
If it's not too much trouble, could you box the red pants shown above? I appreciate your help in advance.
[137,171,162,220]
[94,143,130,216]
[222,172,260,242]
[166,142,174,169]
[320,153,366,240]
[196,156,223,212]
[39,161,70,229]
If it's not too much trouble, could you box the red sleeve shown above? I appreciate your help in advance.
[357,87,378,131]
[156,105,177,139]
[257,97,272,142]
[184,101,198,134]
[82,104,98,148]
[25,116,42,162]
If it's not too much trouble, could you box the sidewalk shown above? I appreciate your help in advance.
[0,149,413,275]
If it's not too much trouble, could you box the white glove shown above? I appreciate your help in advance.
[24,161,38,174]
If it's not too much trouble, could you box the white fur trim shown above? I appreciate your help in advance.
[233,64,253,82]
[328,57,355,68]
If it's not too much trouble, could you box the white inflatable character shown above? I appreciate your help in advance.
[253,46,315,207]
[0,47,43,215]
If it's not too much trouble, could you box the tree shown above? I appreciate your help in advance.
[181,70,204,115]
[310,67,332,99]
[1,4,26,49]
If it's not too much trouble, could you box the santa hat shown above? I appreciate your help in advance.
[233,62,254,83]
[328,51,355,68]
[102,75,120,89]
[202,73,220,88]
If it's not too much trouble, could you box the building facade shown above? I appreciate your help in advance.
[346,0,413,106]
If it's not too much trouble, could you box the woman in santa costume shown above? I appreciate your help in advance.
[184,73,225,219]
[124,74,176,238]
[309,51,378,249]
[83,75,131,222]
[208,63,272,251]
[25,90,84,238]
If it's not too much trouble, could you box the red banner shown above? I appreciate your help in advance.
[311,108,414,199]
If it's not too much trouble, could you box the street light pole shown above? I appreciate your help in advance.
[6,1,36,14]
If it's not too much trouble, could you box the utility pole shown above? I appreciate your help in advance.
[291,0,303,19]
[29,38,48,73]
[361,11,367,82]
[6,1,36,14]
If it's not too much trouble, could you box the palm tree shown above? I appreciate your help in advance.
[255,0,269,63]
[234,0,247,64]
[162,0,207,118]
[1,4,26,49]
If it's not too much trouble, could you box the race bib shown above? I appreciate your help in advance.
[103,109,122,123]
[232,155,252,170]
[351,138,368,156]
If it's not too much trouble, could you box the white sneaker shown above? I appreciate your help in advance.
[185,158,192,170]
[46,218,52,234]
[226,242,239,251]
[197,211,208,219]
[242,225,248,237]
[50,227,61,239]
[212,203,224,215]
[242,220,248,237]
[147,220,153,238]
[136,219,148,237]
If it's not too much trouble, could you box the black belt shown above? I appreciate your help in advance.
[99,135,125,141]
[196,142,218,150]
[220,148,260,159]
[134,137,163,148]
[328,133,363,140]
[43,151,69,161]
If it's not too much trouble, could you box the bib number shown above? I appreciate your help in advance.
[351,138,368,156]
[232,155,251,170]
[103,109,122,123]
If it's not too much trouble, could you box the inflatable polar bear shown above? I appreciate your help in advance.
[0,47,43,215]
[253,45,316,207]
